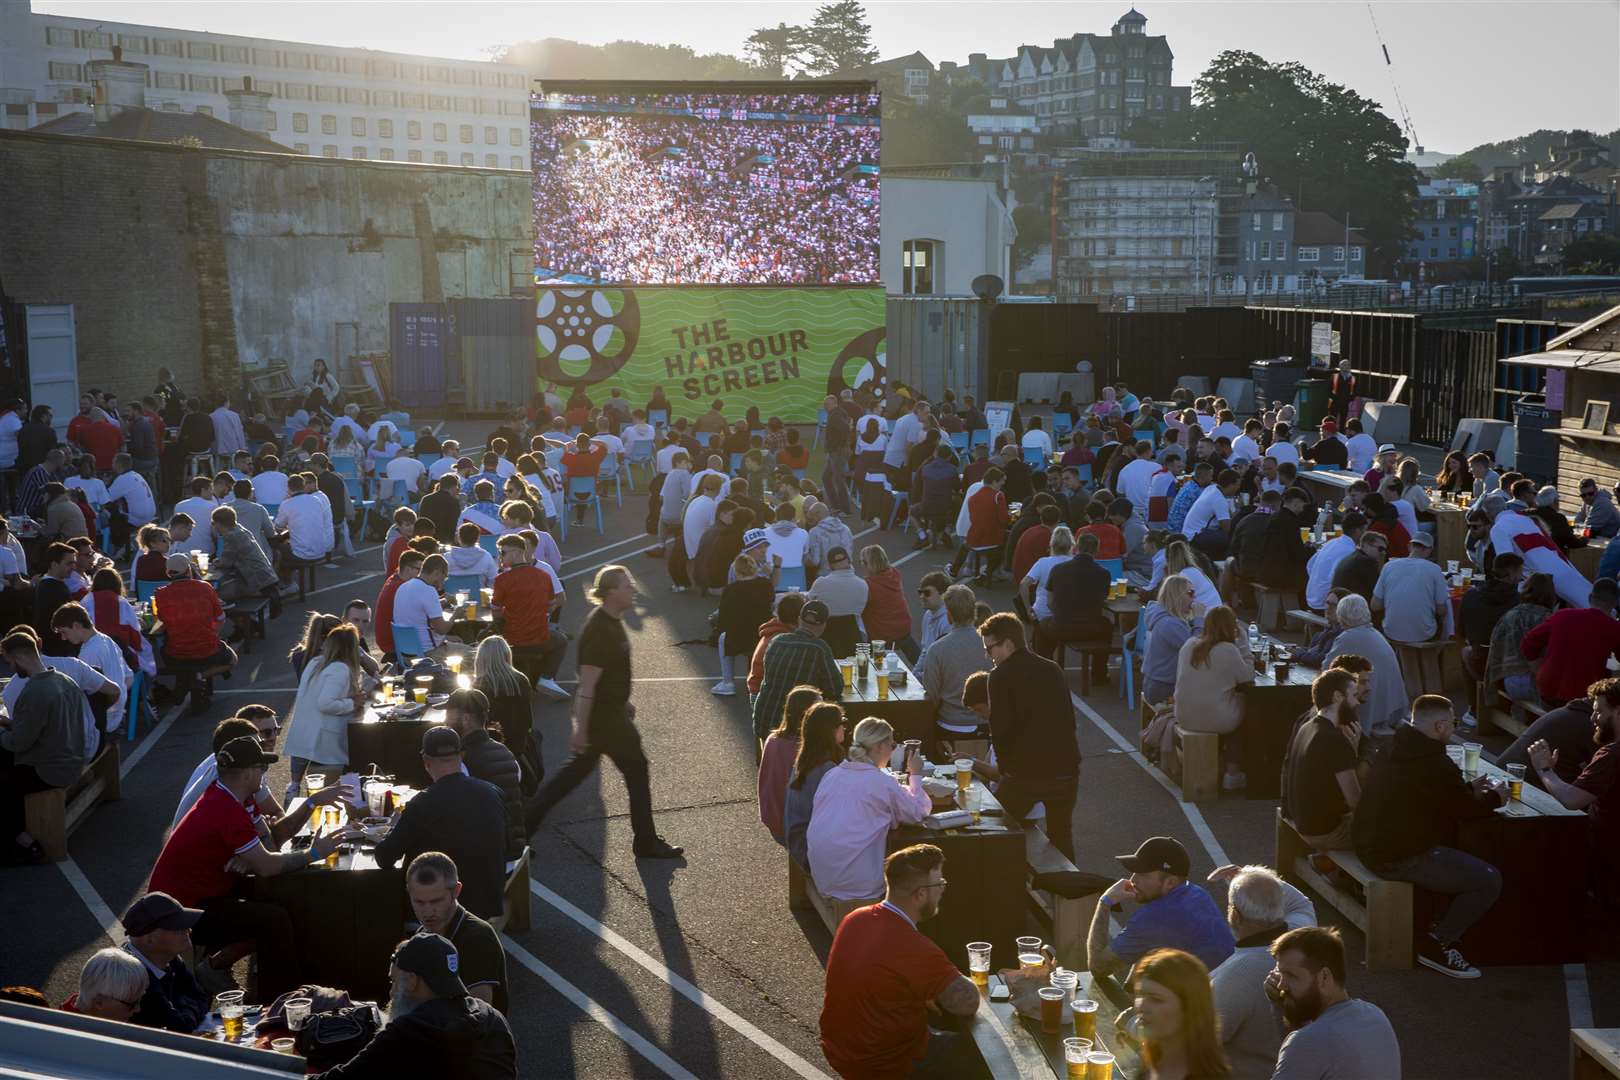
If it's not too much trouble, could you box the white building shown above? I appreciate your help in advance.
[0,0,531,169]
[881,168,1016,296]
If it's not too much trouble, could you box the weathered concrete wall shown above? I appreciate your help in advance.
[0,128,531,402]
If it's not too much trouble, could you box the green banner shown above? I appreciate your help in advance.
[535,286,885,424]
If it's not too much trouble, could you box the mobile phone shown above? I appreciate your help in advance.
[989,977,1010,1002]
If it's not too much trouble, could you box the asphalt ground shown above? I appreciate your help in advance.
[5,420,1613,1079]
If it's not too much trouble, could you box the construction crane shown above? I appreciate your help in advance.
[1366,3,1422,154]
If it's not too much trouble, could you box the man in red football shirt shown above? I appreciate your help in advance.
[819,844,980,1079]
[560,433,607,526]
[491,534,568,700]
[152,553,236,703]
[375,548,425,662]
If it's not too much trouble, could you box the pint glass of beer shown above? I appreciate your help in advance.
[1506,762,1526,801]
[1463,741,1482,775]
[876,671,890,700]
[966,942,992,987]
[1017,952,1046,976]
[1072,997,1099,1041]
[1086,1050,1115,1079]
[840,661,853,693]
[215,990,245,1040]
[1038,987,1066,1034]
[955,758,974,794]
[1063,1038,1093,1079]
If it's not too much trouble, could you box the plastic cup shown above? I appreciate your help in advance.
[1064,1037,1093,1078]
[1447,560,1459,574]
[1086,1050,1115,1079]
[1018,952,1046,975]
[1015,935,1044,955]
[283,997,312,1031]
[839,661,853,692]
[446,653,463,674]
[1072,997,1098,1041]
[955,758,974,794]
[303,773,326,797]
[876,671,890,700]
[1463,741,1482,775]
[1506,762,1526,801]
[271,1037,297,1055]
[1050,967,1078,996]
[454,591,468,609]
[1038,987,1066,1034]
[966,942,992,987]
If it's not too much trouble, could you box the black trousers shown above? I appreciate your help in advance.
[525,713,657,844]
[512,634,568,683]
[996,773,1078,863]
[0,749,55,841]
[193,893,299,1003]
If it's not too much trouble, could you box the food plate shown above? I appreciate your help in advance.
[390,702,426,719]
[920,776,958,799]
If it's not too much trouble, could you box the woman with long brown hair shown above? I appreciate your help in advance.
[1128,948,1232,1079]
[782,701,847,869]
[759,685,822,845]
[282,623,368,795]
[1173,604,1254,790]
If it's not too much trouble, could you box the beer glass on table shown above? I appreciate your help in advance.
[1064,1038,1093,1078]
[955,758,974,795]
[966,942,992,988]
[283,997,312,1031]
[304,773,326,799]
[1506,762,1526,801]
[876,670,890,700]
[1463,741,1482,775]
[872,640,887,670]
[216,990,245,1040]
[1038,987,1066,1034]
[1086,1050,1115,1078]
[839,661,854,693]
[1072,997,1099,1041]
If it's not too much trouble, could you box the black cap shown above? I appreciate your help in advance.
[216,735,278,769]
[1115,836,1190,878]
[121,892,204,936]
[421,726,461,757]
[391,932,467,998]
[798,599,830,624]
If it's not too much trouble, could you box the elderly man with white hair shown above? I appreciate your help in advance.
[1206,864,1317,1080]
[1324,593,1408,741]
[66,947,149,1024]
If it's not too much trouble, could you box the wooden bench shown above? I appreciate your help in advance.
[1476,681,1541,739]
[1393,639,1452,700]
[225,598,271,655]
[23,740,121,862]
[1572,1028,1620,1079]
[1024,827,1094,971]
[1172,725,1221,803]
[1285,609,1329,636]
[1252,585,1298,633]
[488,846,532,934]
[1276,810,1412,970]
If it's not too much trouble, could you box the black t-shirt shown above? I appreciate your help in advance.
[1329,549,1380,601]
[447,905,509,1016]
[1305,437,1349,468]
[418,491,463,541]
[374,773,507,920]
[578,607,632,715]
[1284,715,1358,835]
[35,575,72,655]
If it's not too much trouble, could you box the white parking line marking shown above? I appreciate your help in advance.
[57,857,124,944]
[527,879,833,1079]
[501,934,702,1080]
[120,703,185,779]
[1070,692,1232,867]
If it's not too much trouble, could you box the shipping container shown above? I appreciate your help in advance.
[449,298,533,416]
[886,297,989,405]
[389,302,449,410]
[1491,319,1578,420]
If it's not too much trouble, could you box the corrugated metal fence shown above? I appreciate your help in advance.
[389,298,532,414]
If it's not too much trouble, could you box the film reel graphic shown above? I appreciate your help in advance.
[828,325,887,402]
[534,287,641,388]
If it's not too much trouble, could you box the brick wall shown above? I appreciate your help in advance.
[0,128,531,411]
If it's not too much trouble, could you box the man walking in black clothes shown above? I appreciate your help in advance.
[977,612,1082,860]
[525,565,682,859]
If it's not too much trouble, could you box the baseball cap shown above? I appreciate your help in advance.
[165,552,194,577]
[421,726,461,758]
[1411,531,1435,550]
[121,892,204,937]
[798,599,830,625]
[1115,836,1191,877]
[1377,443,1397,455]
[742,528,769,549]
[216,735,278,769]
[391,932,467,998]
[1320,419,1338,433]
[825,546,850,565]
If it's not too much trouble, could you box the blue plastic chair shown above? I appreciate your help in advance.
[1076,463,1093,489]
[625,440,655,489]
[649,408,669,429]
[811,409,828,451]
[392,623,430,661]
[1052,413,1074,440]
[399,429,417,448]
[262,501,280,520]
[332,456,361,479]
[478,533,500,559]
[1096,557,1125,578]
[969,429,991,451]
[776,565,806,592]
[1119,627,1138,704]
[597,456,624,508]
[562,476,603,537]
[418,453,441,472]
[136,579,163,602]
[948,430,970,454]
[1022,447,1048,471]
[886,489,910,530]
[123,670,146,741]
[693,432,715,449]
[445,573,482,596]
[729,452,744,474]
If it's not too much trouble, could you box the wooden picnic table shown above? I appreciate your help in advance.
[971,967,1140,1079]
[1572,537,1610,581]
[1238,645,1317,801]
[836,654,940,751]
[346,694,448,788]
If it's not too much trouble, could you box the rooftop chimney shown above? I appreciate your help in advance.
[224,75,273,134]
[87,46,149,121]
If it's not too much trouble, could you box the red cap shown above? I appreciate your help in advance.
[1321,419,1338,433]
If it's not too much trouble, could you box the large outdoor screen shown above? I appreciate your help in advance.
[531,83,880,286]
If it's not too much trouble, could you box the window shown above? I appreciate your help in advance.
[349,116,365,137]
[485,153,498,167]
[902,239,937,294]
[323,145,338,157]
[369,60,398,79]
[187,40,216,60]
[1449,226,1457,237]
[282,82,310,100]
[459,124,474,143]
[263,112,277,131]
[342,57,365,75]
[285,51,310,69]
[195,105,212,116]
[460,152,474,166]
[1448,247,1457,258]
[119,34,149,53]
[408,149,423,162]
[321,114,337,135]
[432,122,447,141]
[1297,246,1319,262]
[154,71,186,90]
[253,47,279,66]
[315,85,336,102]
[1332,246,1345,262]
[480,70,502,87]
[1350,247,1363,261]
[1275,244,1287,261]
[1429,247,1439,258]
[47,62,83,82]
[455,68,476,85]
[477,125,492,144]
[1251,214,1262,231]
[314,54,336,72]
[46,27,75,46]
[501,100,525,116]
[352,147,368,159]
[153,38,183,57]
[293,142,309,154]
[427,65,451,83]
[454,96,475,113]
[378,119,393,138]
[224,76,247,92]
[344,88,369,105]
[190,75,219,94]
[508,127,523,146]
[402,92,425,110]
[375,91,397,108]
[429,94,450,112]
[407,120,422,140]
[1272,213,1284,231]
[379,148,394,160]
[220,45,246,64]
[511,155,523,169]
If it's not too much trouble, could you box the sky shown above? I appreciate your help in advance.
[33,0,1620,153]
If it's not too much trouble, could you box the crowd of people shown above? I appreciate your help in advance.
[530,107,879,284]
[9,369,1619,1079]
